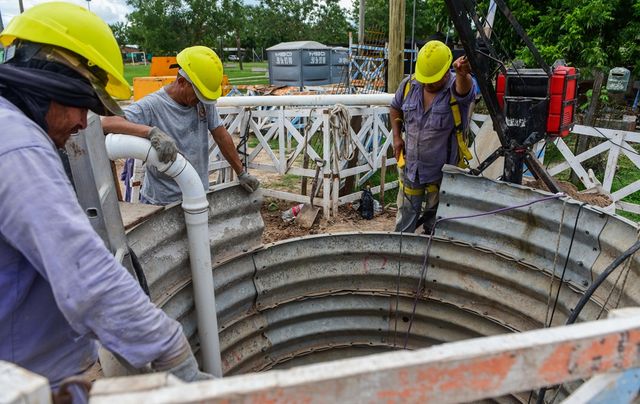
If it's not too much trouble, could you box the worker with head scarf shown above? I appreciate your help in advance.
[102,46,260,205]
[0,2,212,391]
[390,40,476,233]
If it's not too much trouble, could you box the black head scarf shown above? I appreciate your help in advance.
[0,44,107,132]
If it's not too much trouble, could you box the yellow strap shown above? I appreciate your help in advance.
[398,178,439,196]
[449,95,473,168]
[402,78,473,169]
[403,75,414,100]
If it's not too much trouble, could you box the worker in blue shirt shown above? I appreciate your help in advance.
[0,2,211,391]
[390,40,476,233]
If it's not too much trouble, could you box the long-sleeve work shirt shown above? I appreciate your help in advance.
[0,97,184,388]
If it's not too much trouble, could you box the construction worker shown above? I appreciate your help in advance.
[0,2,211,391]
[102,46,259,205]
[390,40,475,233]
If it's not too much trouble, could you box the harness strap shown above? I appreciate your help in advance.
[401,75,474,170]
[449,95,473,168]
[398,178,439,196]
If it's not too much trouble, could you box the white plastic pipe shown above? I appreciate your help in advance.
[216,93,394,107]
[105,134,223,377]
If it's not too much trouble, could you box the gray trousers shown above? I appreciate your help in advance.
[394,170,440,233]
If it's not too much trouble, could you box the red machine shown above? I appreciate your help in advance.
[496,65,578,137]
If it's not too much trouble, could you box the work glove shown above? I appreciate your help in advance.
[152,334,215,382]
[148,127,178,163]
[164,353,214,382]
[238,171,260,193]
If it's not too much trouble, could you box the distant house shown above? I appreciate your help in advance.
[121,45,148,64]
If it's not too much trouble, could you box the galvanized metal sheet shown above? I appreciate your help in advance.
[436,166,609,289]
[129,172,638,377]
[214,233,606,374]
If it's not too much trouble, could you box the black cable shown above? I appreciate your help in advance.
[535,239,640,404]
[592,126,639,156]
[393,230,403,348]
[129,246,150,296]
[567,239,640,324]
[546,203,584,327]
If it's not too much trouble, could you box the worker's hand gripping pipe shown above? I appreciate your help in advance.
[104,134,223,377]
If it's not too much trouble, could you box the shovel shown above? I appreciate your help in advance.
[296,159,324,228]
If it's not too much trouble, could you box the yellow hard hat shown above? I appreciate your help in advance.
[176,46,223,101]
[414,40,453,84]
[0,2,130,102]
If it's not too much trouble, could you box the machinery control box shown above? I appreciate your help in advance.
[496,65,578,138]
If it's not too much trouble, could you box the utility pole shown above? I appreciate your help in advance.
[388,0,405,92]
[18,0,24,13]
[358,0,365,45]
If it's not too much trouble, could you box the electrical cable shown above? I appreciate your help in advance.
[592,126,639,156]
[545,203,584,327]
[567,239,640,325]
[402,193,563,349]
[392,229,403,348]
[535,239,640,404]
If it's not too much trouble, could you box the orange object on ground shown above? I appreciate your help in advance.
[132,76,175,100]
[149,56,179,77]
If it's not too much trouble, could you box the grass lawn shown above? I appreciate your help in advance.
[123,61,269,86]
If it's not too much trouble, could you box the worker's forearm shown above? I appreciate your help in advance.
[390,107,404,140]
[212,126,243,174]
[101,116,152,138]
[455,73,473,97]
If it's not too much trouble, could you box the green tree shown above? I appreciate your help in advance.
[126,0,223,55]
[351,0,449,43]
[109,21,130,46]
[310,0,353,46]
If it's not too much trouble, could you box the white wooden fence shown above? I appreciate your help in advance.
[124,95,640,217]
[212,103,396,217]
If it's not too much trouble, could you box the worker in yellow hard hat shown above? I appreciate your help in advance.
[102,46,260,205]
[0,2,212,394]
[390,40,475,233]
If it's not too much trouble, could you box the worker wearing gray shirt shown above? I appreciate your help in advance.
[103,46,259,205]
[390,40,475,233]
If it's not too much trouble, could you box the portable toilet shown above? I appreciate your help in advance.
[330,47,349,84]
[267,41,331,88]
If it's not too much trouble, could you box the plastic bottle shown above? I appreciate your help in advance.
[281,203,305,222]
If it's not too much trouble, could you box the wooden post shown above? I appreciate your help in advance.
[379,156,386,208]
[572,70,604,185]
[387,0,406,93]
[236,32,243,71]
[358,0,366,45]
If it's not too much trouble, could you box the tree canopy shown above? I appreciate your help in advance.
[114,0,639,75]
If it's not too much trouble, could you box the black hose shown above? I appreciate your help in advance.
[566,239,640,325]
[129,246,150,296]
[535,239,640,404]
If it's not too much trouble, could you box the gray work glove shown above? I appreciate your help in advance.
[148,127,178,163]
[238,171,260,193]
[164,353,215,382]
[152,334,215,382]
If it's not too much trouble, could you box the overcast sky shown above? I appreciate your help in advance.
[0,0,355,28]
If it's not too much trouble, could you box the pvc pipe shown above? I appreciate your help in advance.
[105,134,223,377]
[217,93,394,107]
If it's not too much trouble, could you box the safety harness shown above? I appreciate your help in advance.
[397,75,473,196]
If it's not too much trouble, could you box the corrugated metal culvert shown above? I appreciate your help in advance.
[130,172,638,401]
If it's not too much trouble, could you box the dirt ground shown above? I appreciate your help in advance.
[523,178,613,207]
[261,199,397,244]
